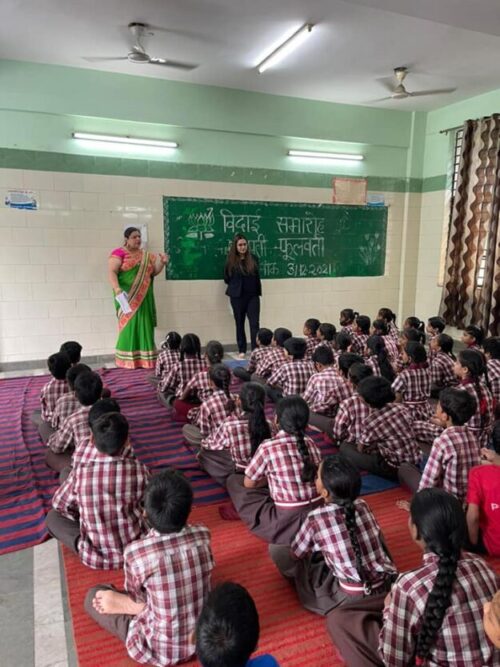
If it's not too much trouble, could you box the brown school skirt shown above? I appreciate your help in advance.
[197,449,236,487]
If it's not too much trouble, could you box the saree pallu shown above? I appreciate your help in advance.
[114,251,157,369]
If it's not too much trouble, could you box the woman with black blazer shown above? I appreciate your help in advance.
[224,234,262,358]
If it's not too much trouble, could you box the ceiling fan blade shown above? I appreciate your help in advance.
[365,96,394,104]
[149,58,198,71]
[83,56,129,62]
[408,88,457,97]
[375,76,395,93]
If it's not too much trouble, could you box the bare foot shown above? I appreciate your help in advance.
[93,590,145,616]
[396,499,410,512]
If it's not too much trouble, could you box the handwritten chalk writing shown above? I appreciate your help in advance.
[186,208,215,240]
[287,263,333,277]
[221,209,261,234]
[248,234,267,258]
[260,261,280,277]
[276,237,325,261]
[276,216,324,236]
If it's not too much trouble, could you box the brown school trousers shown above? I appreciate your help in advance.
[38,420,56,444]
[308,411,334,438]
[45,508,80,554]
[197,449,236,487]
[45,448,73,473]
[84,585,132,643]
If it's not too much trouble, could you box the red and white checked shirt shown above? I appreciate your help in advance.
[487,358,500,402]
[392,366,432,421]
[302,367,352,417]
[293,500,397,584]
[199,389,237,441]
[124,525,214,667]
[318,340,336,354]
[208,413,274,468]
[418,425,480,504]
[366,356,381,377]
[429,351,458,389]
[53,450,150,570]
[359,404,421,467]
[40,378,69,422]
[350,333,369,356]
[340,324,355,334]
[245,430,322,505]
[413,419,444,449]
[255,346,287,378]
[332,394,371,444]
[268,359,315,396]
[387,322,400,341]
[305,335,321,360]
[158,358,205,396]
[183,369,213,402]
[51,392,79,430]
[459,379,494,443]
[383,334,399,364]
[154,348,180,378]
[47,405,91,454]
[379,553,499,667]
[247,346,272,374]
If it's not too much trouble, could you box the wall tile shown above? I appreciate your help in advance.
[70,192,99,211]
[29,247,60,265]
[39,191,70,210]
[1,283,32,301]
[23,170,54,191]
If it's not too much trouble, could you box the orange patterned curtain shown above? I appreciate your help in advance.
[440,115,500,336]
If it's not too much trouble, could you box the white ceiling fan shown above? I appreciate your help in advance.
[376,66,456,101]
[83,22,198,71]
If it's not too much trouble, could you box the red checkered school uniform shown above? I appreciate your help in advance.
[350,333,368,356]
[247,346,271,374]
[340,324,355,334]
[365,356,381,376]
[51,393,79,430]
[387,321,400,341]
[183,369,212,402]
[487,358,500,402]
[418,425,480,504]
[302,368,352,417]
[379,553,498,667]
[318,340,336,354]
[40,378,69,422]
[209,414,274,470]
[268,359,315,396]
[391,364,432,421]
[198,389,236,442]
[123,525,214,667]
[154,348,180,378]
[245,431,322,506]
[429,350,458,389]
[293,500,397,590]
[359,403,421,467]
[459,378,494,447]
[382,334,399,364]
[305,336,321,360]
[52,449,149,569]
[47,405,91,454]
[158,358,205,396]
[255,346,287,379]
[332,394,371,444]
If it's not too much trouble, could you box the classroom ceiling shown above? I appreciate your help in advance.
[3,0,500,111]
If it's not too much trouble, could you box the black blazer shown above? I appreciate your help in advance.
[224,254,262,298]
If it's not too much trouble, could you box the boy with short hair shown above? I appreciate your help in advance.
[267,337,315,403]
[233,328,273,383]
[317,322,336,352]
[303,318,321,360]
[46,412,149,569]
[33,352,72,429]
[332,362,373,445]
[252,327,292,383]
[51,363,92,430]
[84,469,214,666]
[60,340,83,365]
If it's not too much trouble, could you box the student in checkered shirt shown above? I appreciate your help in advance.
[233,328,273,383]
[332,331,353,369]
[350,315,370,356]
[372,319,399,367]
[339,308,358,334]
[153,331,181,382]
[267,337,315,403]
[226,396,322,544]
[251,327,291,383]
[270,456,397,616]
[328,489,499,667]
[85,469,214,667]
[455,349,494,448]
[332,362,373,445]
[365,334,395,382]
[426,316,446,347]
[484,337,500,404]
[462,324,485,351]
[317,322,337,353]
[428,333,458,396]
[377,307,399,342]
[49,363,91,433]
[32,351,72,433]
[303,317,321,360]
[46,412,149,570]
[393,327,426,375]
[392,342,432,421]
[158,333,204,407]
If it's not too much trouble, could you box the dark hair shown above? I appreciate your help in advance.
[66,363,91,390]
[74,371,103,406]
[338,353,364,378]
[144,469,193,533]
[209,364,235,413]
[225,234,257,275]
[403,327,426,345]
[358,376,395,409]
[378,307,396,324]
[304,318,320,335]
[428,316,446,333]
[273,327,292,348]
[88,398,121,427]
[340,308,358,324]
[483,337,500,360]
[355,315,371,335]
[206,340,224,365]
[411,489,465,663]
[47,352,72,380]
[366,335,395,382]
[319,322,336,341]
[458,350,488,428]
[320,456,368,590]
[405,341,427,365]
[348,362,373,387]
[372,319,388,336]
[180,333,201,361]
[438,388,476,426]
[124,226,140,238]
[436,333,455,359]
[405,316,425,333]
[256,328,273,346]
[161,331,181,351]
[465,325,484,346]
[195,582,259,667]
[277,396,316,483]
[491,421,500,455]
[59,341,82,364]
[284,337,307,360]
[335,331,352,353]
[91,412,129,456]
[240,383,271,456]
[312,345,334,366]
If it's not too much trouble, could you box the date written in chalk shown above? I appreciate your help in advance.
[287,263,333,277]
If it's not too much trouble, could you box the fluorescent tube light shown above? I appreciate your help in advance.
[72,132,178,149]
[288,149,364,161]
[257,24,313,73]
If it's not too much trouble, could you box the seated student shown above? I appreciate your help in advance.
[233,327,273,383]
[269,456,396,616]
[332,362,373,445]
[85,469,214,666]
[267,337,315,403]
[398,388,479,502]
[365,335,395,382]
[332,331,352,367]
[196,582,280,667]
[153,331,181,382]
[484,337,500,403]
[337,352,365,382]
[393,327,426,374]
[484,590,500,649]
[327,489,499,667]
[339,308,358,334]
[49,363,92,434]
[226,396,322,545]
[46,412,149,569]
[462,324,484,350]
[340,376,420,480]
[32,351,72,429]
[60,340,83,365]
[350,315,370,356]
[303,318,321,360]
[456,349,494,447]
[377,307,399,341]
[467,421,500,557]
[46,371,103,472]
[403,316,426,341]
[183,364,235,448]
[158,333,204,407]
[316,322,336,352]
[426,315,446,347]
[391,341,432,421]
[429,332,458,396]
[303,346,352,437]
[198,382,271,488]
[371,319,398,365]
[252,327,291,383]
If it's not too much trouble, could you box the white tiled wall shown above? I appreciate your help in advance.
[0,167,412,363]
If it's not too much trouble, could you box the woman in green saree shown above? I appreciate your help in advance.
[108,227,168,369]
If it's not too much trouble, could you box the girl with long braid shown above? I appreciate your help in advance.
[365,334,396,382]
[454,349,494,447]
[328,488,499,666]
[226,396,322,544]
[269,456,396,615]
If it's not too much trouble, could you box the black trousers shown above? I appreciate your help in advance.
[230,295,260,353]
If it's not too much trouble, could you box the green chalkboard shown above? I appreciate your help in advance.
[163,197,387,280]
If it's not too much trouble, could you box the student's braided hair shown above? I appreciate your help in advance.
[205,340,224,365]
[162,331,181,351]
[180,333,201,361]
[458,350,488,428]
[209,363,235,414]
[277,396,316,483]
[437,333,456,360]
[405,316,425,335]
[366,334,395,382]
[411,489,465,663]
[355,315,371,335]
[403,327,426,346]
[240,383,271,455]
[372,319,388,336]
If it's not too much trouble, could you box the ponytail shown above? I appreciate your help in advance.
[277,396,317,483]
[458,350,488,427]
[209,364,235,414]
[240,383,271,455]
[162,331,181,351]
[437,333,456,360]
[341,499,369,592]
[205,340,224,365]
[367,335,395,382]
